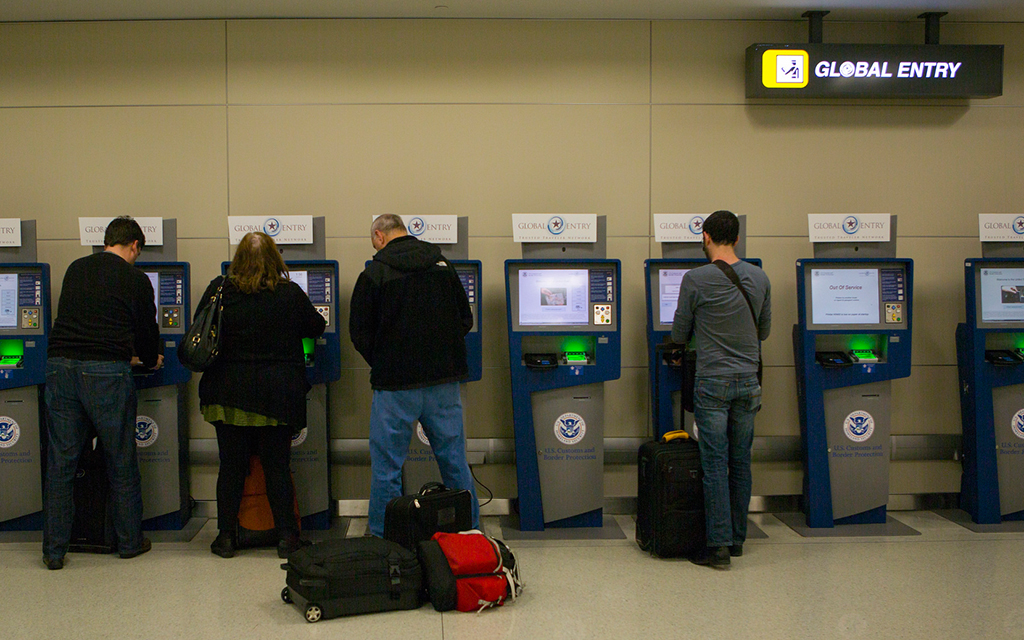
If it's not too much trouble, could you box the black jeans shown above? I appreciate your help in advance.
[212,422,298,537]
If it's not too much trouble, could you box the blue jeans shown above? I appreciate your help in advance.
[368,382,479,537]
[43,358,144,559]
[693,374,761,548]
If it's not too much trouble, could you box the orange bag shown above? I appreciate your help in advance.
[236,455,300,548]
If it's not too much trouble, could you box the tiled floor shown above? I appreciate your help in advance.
[4,512,1024,639]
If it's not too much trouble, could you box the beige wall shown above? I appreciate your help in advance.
[3,18,1022,502]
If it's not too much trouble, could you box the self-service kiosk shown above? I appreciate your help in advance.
[645,254,762,440]
[221,258,340,530]
[133,261,192,530]
[402,259,482,492]
[794,258,913,527]
[0,223,49,530]
[957,257,1024,523]
[506,259,621,530]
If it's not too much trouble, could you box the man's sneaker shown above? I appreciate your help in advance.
[119,537,152,559]
[43,556,64,570]
[729,544,743,557]
[690,546,730,568]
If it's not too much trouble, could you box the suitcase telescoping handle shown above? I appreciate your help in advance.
[660,430,690,444]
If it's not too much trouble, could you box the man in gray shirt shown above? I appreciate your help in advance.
[671,210,771,569]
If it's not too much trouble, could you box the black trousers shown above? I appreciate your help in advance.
[213,422,298,536]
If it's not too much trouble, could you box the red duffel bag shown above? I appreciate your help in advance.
[418,530,523,613]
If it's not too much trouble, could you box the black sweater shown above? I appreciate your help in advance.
[349,236,472,391]
[48,251,160,367]
[196,276,326,427]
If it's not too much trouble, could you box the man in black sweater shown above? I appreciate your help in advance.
[42,216,162,570]
[350,214,479,537]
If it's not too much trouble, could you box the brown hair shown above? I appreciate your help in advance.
[228,232,289,294]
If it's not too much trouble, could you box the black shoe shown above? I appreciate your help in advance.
[43,556,64,570]
[729,544,743,557]
[211,532,236,558]
[277,535,310,559]
[690,546,730,568]
[119,537,152,559]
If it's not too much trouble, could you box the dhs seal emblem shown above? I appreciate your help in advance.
[263,217,281,237]
[688,216,705,236]
[1011,410,1024,440]
[291,427,308,448]
[416,422,431,446]
[408,217,426,236]
[843,411,874,442]
[135,416,158,448]
[0,416,20,448]
[843,215,860,234]
[554,412,586,446]
[547,216,565,235]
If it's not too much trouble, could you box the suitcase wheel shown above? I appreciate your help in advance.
[305,603,322,623]
[281,587,292,604]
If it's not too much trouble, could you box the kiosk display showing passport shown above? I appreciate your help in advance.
[401,260,482,492]
[133,261,192,530]
[0,262,50,531]
[793,258,913,527]
[645,257,762,440]
[222,259,340,530]
[505,259,621,530]
[957,259,1024,523]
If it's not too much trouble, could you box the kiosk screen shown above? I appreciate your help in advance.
[0,271,43,333]
[290,269,334,305]
[518,269,589,326]
[980,267,1024,323]
[811,268,881,325]
[657,269,690,325]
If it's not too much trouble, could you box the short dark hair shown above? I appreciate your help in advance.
[702,210,739,246]
[103,216,146,249]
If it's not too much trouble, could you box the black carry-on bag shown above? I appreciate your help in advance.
[636,430,706,558]
[280,537,422,623]
[384,482,474,551]
[68,435,116,554]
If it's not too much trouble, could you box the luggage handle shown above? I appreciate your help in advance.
[660,430,690,443]
[419,482,449,496]
[299,578,328,588]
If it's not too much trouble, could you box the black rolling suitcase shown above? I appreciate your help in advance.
[280,537,423,623]
[384,482,473,551]
[636,430,706,558]
[68,436,116,554]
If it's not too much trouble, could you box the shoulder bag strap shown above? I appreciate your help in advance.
[713,260,762,382]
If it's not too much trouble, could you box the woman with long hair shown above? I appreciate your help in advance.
[196,232,326,558]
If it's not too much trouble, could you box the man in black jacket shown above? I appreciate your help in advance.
[350,214,479,537]
[42,216,162,570]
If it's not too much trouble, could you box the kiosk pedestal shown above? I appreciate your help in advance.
[957,256,1024,523]
[0,224,50,531]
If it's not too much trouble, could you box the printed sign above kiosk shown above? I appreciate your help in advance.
[746,44,1003,99]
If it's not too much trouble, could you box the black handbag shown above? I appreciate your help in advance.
[177,278,225,372]
[383,482,474,552]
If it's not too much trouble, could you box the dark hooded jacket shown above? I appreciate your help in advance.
[349,235,473,390]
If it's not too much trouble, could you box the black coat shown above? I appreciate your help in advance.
[197,276,326,428]
[349,236,472,390]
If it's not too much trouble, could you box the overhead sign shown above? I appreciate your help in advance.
[746,44,1003,99]
[808,214,890,243]
[979,214,1024,242]
[654,214,705,243]
[512,214,597,243]
[0,220,22,248]
[79,217,163,246]
[228,216,313,245]
[373,215,458,244]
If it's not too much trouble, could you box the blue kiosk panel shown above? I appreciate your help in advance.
[957,259,1024,523]
[506,259,621,531]
[0,264,50,530]
[645,258,761,440]
[222,260,340,529]
[133,262,192,530]
[794,258,913,527]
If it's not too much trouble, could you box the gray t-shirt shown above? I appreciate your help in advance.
[670,260,771,379]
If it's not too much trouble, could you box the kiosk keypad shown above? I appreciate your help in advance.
[21,309,39,329]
